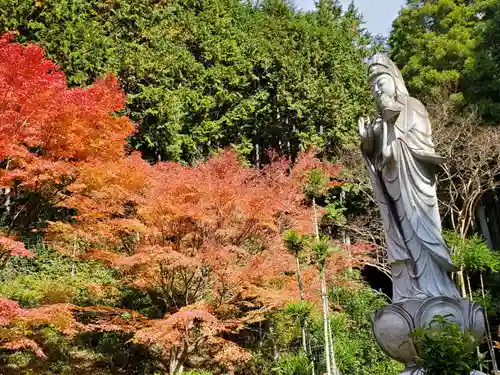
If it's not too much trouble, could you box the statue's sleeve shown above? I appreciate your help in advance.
[363,154,409,263]
[391,133,457,272]
[403,101,446,166]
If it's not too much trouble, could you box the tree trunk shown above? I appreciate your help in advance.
[2,160,12,216]
[328,314,339,375]
[3,187,11,215]
[296,255,308,353]
[169,349,180,375]
[466,273,473,300]
[343,233,351,274]
[458,267,467,298]
[268,324,280,361]
[295,250,315,375]
[320,269,332,375]
[312,198,319,241]
[480,273,499,374]
[296,255,306,301]
[301,324,308,353]
[309,329,316,375]
[255,142,260,169]
[71,235,77,277]
[340,191,351,274]
[169,343,189,375]
[313,197,336,374]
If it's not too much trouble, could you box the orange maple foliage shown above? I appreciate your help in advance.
[0,298,153,359]
[0,33,155,364]
[0,235,33,269]
[0,34,374,373]
[46,153,152,256]
[134,306,251,374]
[0,298,82,358]
[0,32,139,235]
[45,147,356,371]
[116,150,336,309]
[0,32,131,171]
[106,150,361,371]
[0,298,24,325]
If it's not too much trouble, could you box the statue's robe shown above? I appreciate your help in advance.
[364,96,460,302]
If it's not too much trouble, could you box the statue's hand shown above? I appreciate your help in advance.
[358,117,364,137]
[372,116,383,137]
[358,116,374,155]
[358,116,369,138]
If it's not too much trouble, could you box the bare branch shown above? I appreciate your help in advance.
[429,96,500,237]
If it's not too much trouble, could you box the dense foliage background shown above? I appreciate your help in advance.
[389,0,500,121]
[2,0,500,374]
[1,0,372,164]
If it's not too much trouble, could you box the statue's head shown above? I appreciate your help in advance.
[368,53,409,117]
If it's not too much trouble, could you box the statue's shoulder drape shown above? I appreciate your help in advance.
[389,97,457,274]
[395,97,446,166]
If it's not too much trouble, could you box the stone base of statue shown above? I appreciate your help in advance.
[372,296,486,375]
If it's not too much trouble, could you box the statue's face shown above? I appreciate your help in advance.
[370,72,398,112]
[372,72,396,98]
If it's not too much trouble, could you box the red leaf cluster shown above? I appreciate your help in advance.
[0,298,24,325]
[134,306,252,372]
[46,148,355,369]
[114,150,336,311]
[1,338,46,358]
[0,299,82,358]
[0,35,374,372]
[46,148,352,369]
[0,236,33,258]
[0,32,136,234]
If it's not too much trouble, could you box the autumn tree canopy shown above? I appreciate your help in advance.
[0,31,143,239]
[0,33,382,375]
[0,0,373,164]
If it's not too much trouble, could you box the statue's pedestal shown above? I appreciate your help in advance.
[372,296,486,375]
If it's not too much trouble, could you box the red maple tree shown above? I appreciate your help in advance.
[0,298,82,358]
[45,147,356,372]
[0,34,374,374]
[0,236,33,269]
[51,148,368,372]
[0,31,137,234]
[134,306,251,375]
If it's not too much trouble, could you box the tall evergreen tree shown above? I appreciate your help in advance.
[1,0,372,163]
[388,0,500,122]
[388,0,481,101]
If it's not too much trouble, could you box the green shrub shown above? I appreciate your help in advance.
[0,244,121,308]
[328,283,403,375]
[410,314,481,375]
[273,352,312,375]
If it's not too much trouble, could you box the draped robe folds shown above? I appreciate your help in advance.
[364,96,460,302]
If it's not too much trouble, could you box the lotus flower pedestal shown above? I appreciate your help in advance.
[372,296,486,375]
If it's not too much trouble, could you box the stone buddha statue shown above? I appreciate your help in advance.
[359,54,486,375]
[358,53,460,303]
